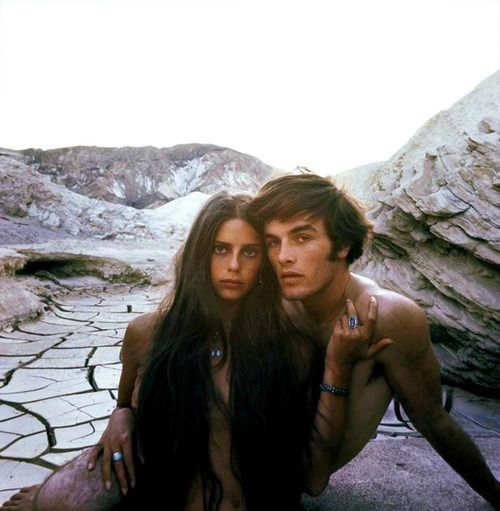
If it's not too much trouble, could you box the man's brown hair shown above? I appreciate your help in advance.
[250,172,373,264]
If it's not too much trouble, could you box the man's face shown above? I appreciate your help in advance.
[264,214,347,301]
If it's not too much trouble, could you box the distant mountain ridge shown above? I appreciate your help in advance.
[19,143,277,209]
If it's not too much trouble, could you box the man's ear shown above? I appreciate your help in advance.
[337,244,351,260]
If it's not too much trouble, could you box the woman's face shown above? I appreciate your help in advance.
[210,218,263,305]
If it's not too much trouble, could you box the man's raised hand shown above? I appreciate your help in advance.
[326,297,393,370]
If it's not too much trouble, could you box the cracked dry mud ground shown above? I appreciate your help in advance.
[0,281,499,508]
[0,279,162,505]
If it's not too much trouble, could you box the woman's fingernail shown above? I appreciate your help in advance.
[105,481,112,491]
[131,481,136,488]
[370,296,376,303]
[121,488,128,496]
[87,463,93,470]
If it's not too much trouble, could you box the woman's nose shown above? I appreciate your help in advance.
[228,254,240,271]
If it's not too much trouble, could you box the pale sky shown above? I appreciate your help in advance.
[0,0,499,174]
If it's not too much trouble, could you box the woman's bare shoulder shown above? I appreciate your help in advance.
[127,311,160,338]
[122,311,161,361]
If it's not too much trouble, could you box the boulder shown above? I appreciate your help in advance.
[0,278,44,328]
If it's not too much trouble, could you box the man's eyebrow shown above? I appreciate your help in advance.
[289,224,318,234]
[265,224,318,239]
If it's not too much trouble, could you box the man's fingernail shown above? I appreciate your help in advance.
[105,481,112,491]
[121,488,128,496]
[131,481,136,488]
[87,463,93,470]
[370,296,376,303]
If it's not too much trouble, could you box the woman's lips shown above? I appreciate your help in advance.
[220,280,244,288]
[280,272,303,280]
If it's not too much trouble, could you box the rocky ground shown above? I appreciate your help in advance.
[0,279,498,509]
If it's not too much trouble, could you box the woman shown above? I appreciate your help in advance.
[1,192,385,511]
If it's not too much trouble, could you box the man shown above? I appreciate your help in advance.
[249,172,500,507]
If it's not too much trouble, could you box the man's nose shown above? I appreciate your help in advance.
[278,242,295,265]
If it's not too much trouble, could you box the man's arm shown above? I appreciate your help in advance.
[375,296,500,507]
[305,298,392,496]
[305,352,352,496]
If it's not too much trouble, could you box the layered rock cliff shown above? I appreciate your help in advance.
[336,71,500,394]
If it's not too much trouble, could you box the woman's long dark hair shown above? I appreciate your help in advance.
[134,192,321,511]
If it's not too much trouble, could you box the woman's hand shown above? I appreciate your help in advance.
[326,297,393,372]
[87,406,137,495]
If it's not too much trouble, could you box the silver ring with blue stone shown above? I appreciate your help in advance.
[348,315,360,329]
[112,451,124,462]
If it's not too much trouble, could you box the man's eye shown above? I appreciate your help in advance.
[298,236,310,243]
[213,245,227,254]
[266,239,280,248]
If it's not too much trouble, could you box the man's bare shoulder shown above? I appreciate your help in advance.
[350,273,429,356]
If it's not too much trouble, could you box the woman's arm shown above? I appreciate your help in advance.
[87,312,156,495]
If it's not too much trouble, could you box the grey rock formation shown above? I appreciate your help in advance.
[0,150,212,242]
[336,71,500,394]
[20,144,276,208]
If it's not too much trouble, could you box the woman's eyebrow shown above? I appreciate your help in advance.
[215,241,261,247]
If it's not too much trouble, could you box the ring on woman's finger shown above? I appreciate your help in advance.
[112,451,124,462]
[348,315,360,329]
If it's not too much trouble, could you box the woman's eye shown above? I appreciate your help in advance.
[213,245,227,254]
[243,248,258,257]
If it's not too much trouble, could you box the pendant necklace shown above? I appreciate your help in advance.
[210,322,231,358]
[210,346,223,358]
